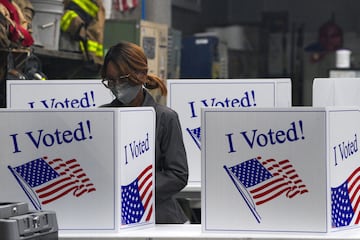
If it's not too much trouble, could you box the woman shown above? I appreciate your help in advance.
[100,41,189,224]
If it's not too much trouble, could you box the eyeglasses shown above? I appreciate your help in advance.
[102,74,130,88]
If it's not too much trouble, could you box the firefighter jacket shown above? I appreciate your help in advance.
[60,0,105,67]
[0,0,34,48]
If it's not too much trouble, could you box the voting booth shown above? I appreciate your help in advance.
[6,80,114,109]
[167,79,292,188]
[313,78,360,107]
[201,107,360,233]
[0,108,155,233]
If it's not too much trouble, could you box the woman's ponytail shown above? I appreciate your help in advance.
[145,73,167,96]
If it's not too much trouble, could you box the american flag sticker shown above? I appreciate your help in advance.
[8,156,96,210]
[224,156,308,223]
[186,126,201,150]
[331,166,360,228]
[121,164,153,225]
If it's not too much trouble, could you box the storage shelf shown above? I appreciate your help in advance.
[32,46,83,61]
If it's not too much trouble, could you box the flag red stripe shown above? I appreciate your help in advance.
[35,176,72,193]
[74,186,87,197]
[140,180,152,200]
[351,192,360,214]
[350,183,360,203]
[286,169,296,175]
[279,159,290,165]
[301,189,309,194]
[85,182,96,192]
[138,165,153,222]
[139,165,152,179]
[69,164,81,170]
[54,163,67,170]
[41,186,78,205]
[255,187,291,205]
[146,205,153,221]
[252,181,289,199]
[50,158,63,164]
[76,173,86,178]
[348,171,360,192]
[294,179,302,184]
[66,159,77,165]
[143,189,153,210]
[286,188,300,198]
[348,166,360,180]
[37,180,79,198]
[263,159,277,164]
[289,174,299,179]
[81,178,90,183]
[139,172,152,189]
[347,168,360,224]
[250,177,283,194]
[282,165,294,171]
[73,169,83,174]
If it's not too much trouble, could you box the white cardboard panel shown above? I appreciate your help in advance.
[201,106,360,233]
[167,79,292,189]
[6,80,114,109]
[313,78,360,107]
[0,108,155,233]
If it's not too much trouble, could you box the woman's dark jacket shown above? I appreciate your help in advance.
[101,89,189,223]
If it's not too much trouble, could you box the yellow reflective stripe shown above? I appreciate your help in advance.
[79,41,85,51]
[80,40,103,57]
[60,10,78,31]
[73,0,99,17]
[87,40,103,56]
[96,45,104,57]
[87,39,97,50]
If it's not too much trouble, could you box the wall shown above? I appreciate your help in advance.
[172,0,229,36]
[145,0,172,25]
[172,0,360,106]
[220,0,360,32]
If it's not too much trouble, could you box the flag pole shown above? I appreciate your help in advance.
[8,166,42,210]
[224,165,261,223]
[186,127,201,149]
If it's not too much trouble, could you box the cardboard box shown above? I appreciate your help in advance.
[6,80,114,109]
[201,106,360,233]
[167,79,292,188]
[313,78,360,107]
[0,108,155,233]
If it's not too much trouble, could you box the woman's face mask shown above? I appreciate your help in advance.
[110,82,142,104]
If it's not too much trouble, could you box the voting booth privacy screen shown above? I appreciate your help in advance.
[167,79,292,188]
[313,78,360,107]
[201,107,360,233]
[6,80,114,109]
[0,108,156,233]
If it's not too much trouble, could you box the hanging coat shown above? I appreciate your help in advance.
[0,0,33,48]
[60,0,105,67]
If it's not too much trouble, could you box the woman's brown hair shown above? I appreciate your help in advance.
[101,41,167,96]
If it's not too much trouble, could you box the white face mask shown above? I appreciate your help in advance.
[110,82,142,104]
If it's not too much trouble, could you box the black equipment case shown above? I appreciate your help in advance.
[0,202,58,240]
